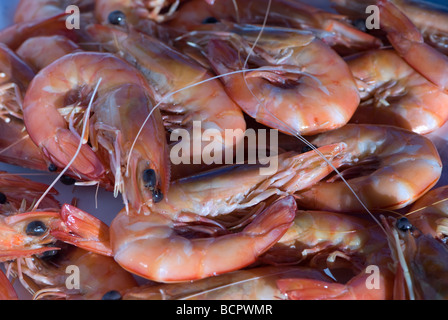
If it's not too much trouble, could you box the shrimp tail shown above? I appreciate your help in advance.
[50,204,112,257]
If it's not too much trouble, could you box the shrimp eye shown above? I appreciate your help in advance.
[60,175,76,185]
[142,169,157,189]
[202,16,219,24]
[102,290,122,300]
[37,249,59,260]
[396,217,413,232]
[0,192,7,204]
[48,163,58,172]
[108,10,126,25]
[26,221,47,236]
[152,189,164,203]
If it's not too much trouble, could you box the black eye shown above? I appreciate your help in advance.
[0,192,7,204]
[353,18,367,32]
[48,163,58,172]
[26,221,47,236]
[142,169,157,189]
[60,175,76,185]
[108,10,126,25]
[202,16,219,24]
[102,290,122,300]
[152,189,163,203]
[396,217,413,232]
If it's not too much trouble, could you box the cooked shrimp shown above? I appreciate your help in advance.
[86,24,246,162]
[377,0,448,93]
[165,0,381,53]
[122,266,333,300]
[11,245,138,300]
[0,269,17,300]
[14,0,95,23]
[16,35,81,71]
[0,14,79,51]
[331,0,448,55]
[407,185,448,242]
[0,172,59,215]
[276,210,395,300]
[347,49,448,134]
[22,52,170,209]
[110,196,296,282]
[0,43,34,120]
[181,24,360,136]
[295,124,442,212]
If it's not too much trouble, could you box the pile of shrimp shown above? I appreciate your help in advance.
[0,0,448,300]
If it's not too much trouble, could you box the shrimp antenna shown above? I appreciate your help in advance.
[32,78,103,211]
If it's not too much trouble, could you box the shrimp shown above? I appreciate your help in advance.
[0,172,59,214]
[346,49,448,134]
[331,0,448,55]
[295,124,442,212]
[383,216,448,300]
[0,43,34,120]
[406,186,448,243]
[10,245,138,300]
[275,210,396,300]
[149,143,346,218]
[165,0,381,54]
[16,35,81,72]
[14,0,95,23]
[122,266,333,300]
[377,0,448,93]
[22,52,170,210]
[109,196,296,282]
[94,0,184,24]
[266,209,388,266]
[180,24,360,136]
[0,14,80,51]
[0,269,17,300]
[0,43,55,172]
[86,24,246,162]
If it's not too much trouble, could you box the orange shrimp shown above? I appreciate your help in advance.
[181,24,360,136]
[406,185,448,242]
[165,0,381,53]
[22,52,170,210]
[346,49,448,134]
[14,0,95,23]
[122,266,333,300]
[16,35,81,72]
[0,269,17,300]
[86,24,246,162]
[110,196,296,282]
[295,124,442,212]
[382,215,448,300]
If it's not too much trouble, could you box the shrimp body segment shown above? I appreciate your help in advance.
[188,26,360,135]
[347,49,448,134]
[295,124,442,212]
